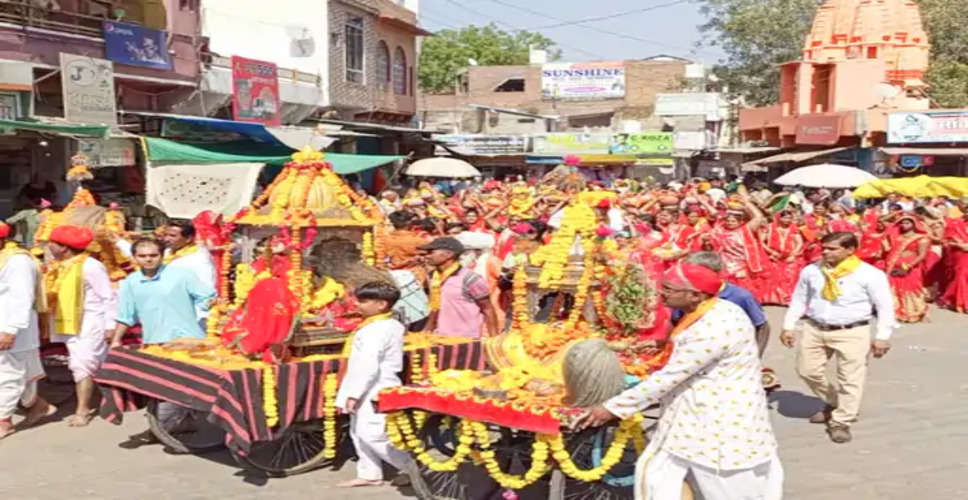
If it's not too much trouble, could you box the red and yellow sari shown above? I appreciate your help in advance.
[761,215,804,305]
[712,223,770,302]
[885,221,930,323]
[940,217,968,313]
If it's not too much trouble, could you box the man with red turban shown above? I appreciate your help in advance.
[578,261,783,500]
[46,225,115,427]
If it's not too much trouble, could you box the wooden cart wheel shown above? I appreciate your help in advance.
[406,412,469,500]
[548,424,693,500]
[146,400,226,454]
[233,418,347,477]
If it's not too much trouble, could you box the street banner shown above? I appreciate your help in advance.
[610,132,673,155]
[533,133,611,154]
[541,61,625,100]
[231,56,281,126]
[435,134,529,155]
[60,53,116,125]
[103,21,172,70]
[888,111,968,143]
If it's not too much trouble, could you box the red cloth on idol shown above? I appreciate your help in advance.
[222,277,299,361]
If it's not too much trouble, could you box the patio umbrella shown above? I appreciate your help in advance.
[406,157,481,178]
[773,163,877,189]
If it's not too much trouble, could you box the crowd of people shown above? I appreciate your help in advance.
[0,167,960,498]
[373,176,968,326]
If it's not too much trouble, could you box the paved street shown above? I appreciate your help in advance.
[2,307,966,500]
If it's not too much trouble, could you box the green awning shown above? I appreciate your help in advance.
[0,119,109,137]
[144,137,405,174]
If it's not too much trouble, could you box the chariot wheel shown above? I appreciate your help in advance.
[146,400,226,454]
[232,418,348,477]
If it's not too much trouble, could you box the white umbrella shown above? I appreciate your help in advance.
[773,163,877,189]
[406,157,481,178]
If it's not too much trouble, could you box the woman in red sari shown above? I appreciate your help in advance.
[759,209,804,305]
[684,206,713,252]
[856,219,888,270]
[801,202,830,262]
[884,214,931,323]
[711,196,769,302]
[651,205,695,270]
[939,212,968,313]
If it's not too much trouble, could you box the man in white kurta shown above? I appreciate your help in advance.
[162,220,216,328]
[47,226,116,427]
[335,282,412,487]
[0,224,53,438]
[582,262,783,500]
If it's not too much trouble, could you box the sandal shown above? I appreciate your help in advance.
[66,410,96,427]
[337,479,386,488]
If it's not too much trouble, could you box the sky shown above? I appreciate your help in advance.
[416,0,726,65]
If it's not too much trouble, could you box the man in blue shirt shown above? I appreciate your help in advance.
[109,238,215,348]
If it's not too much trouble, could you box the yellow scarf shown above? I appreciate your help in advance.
[0,244,47,313]
[48,253,89,335]
[341,312,394,357]
[428,262,460,312]
[820,254,862,302]
[164,243,198,264]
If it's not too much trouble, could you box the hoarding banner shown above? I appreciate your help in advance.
[533,133,611,155]
[435,135,529,155]
[103,21,172,70]
[796,114,842,145]
[541,61,625,100]
[60,53,117,125]
[888,111,968,144]
[232,56,281,126]
[77,138,136,167]
[655,93,722,121]
[609,132,673,155]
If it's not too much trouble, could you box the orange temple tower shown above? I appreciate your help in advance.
[739,0,932,149]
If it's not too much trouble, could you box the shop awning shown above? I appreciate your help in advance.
[742,147,850,171]
[0,119,109,137]
[143,137,405,174]
[880,147,968,156]
[125,111,283,144]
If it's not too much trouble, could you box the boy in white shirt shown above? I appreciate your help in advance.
[336,281,412,487]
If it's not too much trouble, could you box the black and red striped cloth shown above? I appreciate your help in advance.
[95,341,486,455]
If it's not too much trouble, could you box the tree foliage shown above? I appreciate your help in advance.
[418,24,561,94]
[696,0,968,108]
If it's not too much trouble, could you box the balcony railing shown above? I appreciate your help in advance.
[0,1,116,38]
[202,52,322,86]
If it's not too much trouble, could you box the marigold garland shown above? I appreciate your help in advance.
[263,365,279,428]
[362,231,375,266]
[388,411,473,472]
[322,373,339,459]
[428,262,460,312]
[511,266,529,329]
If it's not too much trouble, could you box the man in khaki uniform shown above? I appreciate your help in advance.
[780,232,896,444]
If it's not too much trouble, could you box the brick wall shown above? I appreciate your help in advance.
[328,0,417,118]
[419,59,686,130]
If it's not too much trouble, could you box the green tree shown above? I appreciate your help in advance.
[419,24,561,94]
[695,0,968,108]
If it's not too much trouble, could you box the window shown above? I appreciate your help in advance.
[392,47,407,95]
[494,78,525,92]
[375,41,390,89]
[345,16,364,84]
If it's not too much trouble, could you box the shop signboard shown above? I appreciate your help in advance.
[60,53,117,125]
[77,138,137,167]
[795,114,842,145]
[609,132,673,155]
[231,56,281,126]
[673,130,710,150]
[541,61,625,100]
[103,21,173,70]
[435,135,529,155]
[533,133,611,155]
[888,111,968,143]
[655,93,722,121]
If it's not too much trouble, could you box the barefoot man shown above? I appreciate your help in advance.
[0,223,54,438]
[46,225,115,427]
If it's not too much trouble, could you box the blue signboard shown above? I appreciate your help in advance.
[103,21,172,70]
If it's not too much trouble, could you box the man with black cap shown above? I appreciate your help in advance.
[420,237,498,338]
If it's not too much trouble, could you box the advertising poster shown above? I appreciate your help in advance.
[60,53,117,125]
[232,56,281,126]
[103,21,172,70]
[888,111,968,144]
[541,61,625,100]
[609,132,673,155]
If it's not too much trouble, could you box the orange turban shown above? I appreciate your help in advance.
[49,225,94,251]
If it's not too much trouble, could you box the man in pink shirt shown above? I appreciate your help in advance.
[420,237,498,338]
